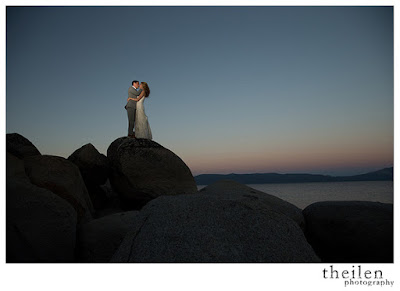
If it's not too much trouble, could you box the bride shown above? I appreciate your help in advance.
[127,81,152,140]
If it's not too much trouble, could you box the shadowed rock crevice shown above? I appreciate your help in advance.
[68,143,111,211]
[76,211,139,263]
[303,201,393,263]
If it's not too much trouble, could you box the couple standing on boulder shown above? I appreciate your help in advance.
[124,80,152,140]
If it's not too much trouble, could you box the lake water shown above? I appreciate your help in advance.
[197,181,393,209]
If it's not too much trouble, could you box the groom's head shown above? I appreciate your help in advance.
[132,80,139,88]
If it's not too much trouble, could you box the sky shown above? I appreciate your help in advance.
[6,6,393,176]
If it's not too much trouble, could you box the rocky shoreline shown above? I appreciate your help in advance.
[6,133,393,263]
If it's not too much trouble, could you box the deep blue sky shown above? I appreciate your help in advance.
[6,6,393,176]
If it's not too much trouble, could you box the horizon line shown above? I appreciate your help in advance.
[194,166,393,177]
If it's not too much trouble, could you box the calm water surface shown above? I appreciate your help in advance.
[197,181,393,209]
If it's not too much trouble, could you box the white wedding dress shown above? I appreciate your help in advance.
[135,96,152,139]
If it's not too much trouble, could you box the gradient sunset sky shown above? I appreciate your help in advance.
[6,6,393,176]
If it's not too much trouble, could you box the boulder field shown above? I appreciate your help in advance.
[5,133,393,263]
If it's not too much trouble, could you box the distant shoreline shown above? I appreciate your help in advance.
[194,167,393,186]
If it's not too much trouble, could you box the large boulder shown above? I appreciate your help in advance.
[111,193,320,263]
[68,143,110,185]
[200,180,305,229]
[6,133,41,159]
[6,152,77,262]
[6,152,30,181]
[76,211,139,262]
[303,201,393,263]
[68,143,110,210]
[24,155,94,223]
[107,137,197,209]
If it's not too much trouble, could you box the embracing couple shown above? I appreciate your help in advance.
[125,80,152,139]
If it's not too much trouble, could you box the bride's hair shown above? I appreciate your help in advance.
[141,82,150,97]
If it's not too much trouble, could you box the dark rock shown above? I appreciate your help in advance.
[86,183,109,211]
[6,133,41,159]
[107,137,197,209]
[200,180,305,229]
[68,143,111,211]
[68,143,110,185]
[303,201,393,263]
[111,193,320,263]
[6,153,77,262]
[6,152,29,181]
[76,211,139,262]
[93,180,123,218]
[106,137,127,168]
[24,155,94,223]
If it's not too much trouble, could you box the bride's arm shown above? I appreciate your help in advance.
[131,90,145,101]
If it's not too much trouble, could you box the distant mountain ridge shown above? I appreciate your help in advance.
[194,167,393,185]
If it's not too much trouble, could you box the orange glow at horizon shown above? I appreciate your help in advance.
[183,142,393,176]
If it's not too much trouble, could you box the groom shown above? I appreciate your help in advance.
[125,80,142,138]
